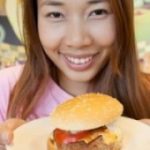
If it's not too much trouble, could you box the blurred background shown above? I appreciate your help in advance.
[0,0,150,73]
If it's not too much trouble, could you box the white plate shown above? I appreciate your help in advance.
[6,117,150,150]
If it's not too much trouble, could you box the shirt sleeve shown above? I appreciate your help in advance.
[0,65,23,123]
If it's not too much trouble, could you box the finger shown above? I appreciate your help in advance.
[5,119,26,130]
[0,119,25,145]
[0,129,13,145]
[0,145,6,150]
[140,119,150,126]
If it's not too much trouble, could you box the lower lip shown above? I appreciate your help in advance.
[63,56,95,71]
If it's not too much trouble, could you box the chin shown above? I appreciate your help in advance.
[65,71,97,83]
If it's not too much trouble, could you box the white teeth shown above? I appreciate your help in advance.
[66,56,92,65]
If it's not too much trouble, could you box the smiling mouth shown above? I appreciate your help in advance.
[62,53,98,71]
[65,56,93,65]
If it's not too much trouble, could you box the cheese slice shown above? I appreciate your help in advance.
[81,128,120,144]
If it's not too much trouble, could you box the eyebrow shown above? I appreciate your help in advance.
[40,0,64,6]
[88,0,106,4]
[40,0,106,7]
[40,0,107,6]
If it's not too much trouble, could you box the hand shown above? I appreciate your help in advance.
[140,118,150,126]
[0,118,25,149]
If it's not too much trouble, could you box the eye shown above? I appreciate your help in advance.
[45,12,64,21]
[89,9,109,18]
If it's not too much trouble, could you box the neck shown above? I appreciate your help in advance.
[58,74,89,96]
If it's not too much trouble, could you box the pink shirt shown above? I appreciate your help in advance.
[0,65,72,123]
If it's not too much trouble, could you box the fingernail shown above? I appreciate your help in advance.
[1,132,13,144]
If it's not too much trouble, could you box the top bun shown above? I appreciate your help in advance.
[50,93,123,131]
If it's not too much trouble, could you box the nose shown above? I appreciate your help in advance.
[64,20,92,48]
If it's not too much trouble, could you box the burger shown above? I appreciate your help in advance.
[48,93,123,150]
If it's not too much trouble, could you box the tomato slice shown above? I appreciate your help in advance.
[54,128,90,145]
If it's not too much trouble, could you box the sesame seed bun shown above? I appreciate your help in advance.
[50,93,123,131]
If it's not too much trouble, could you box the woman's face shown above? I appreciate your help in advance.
[37,0,116,83]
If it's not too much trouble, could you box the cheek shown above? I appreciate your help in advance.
[38,21,64,52]
[89,17,116,46]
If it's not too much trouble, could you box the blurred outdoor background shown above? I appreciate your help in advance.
[0,0,150,73]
